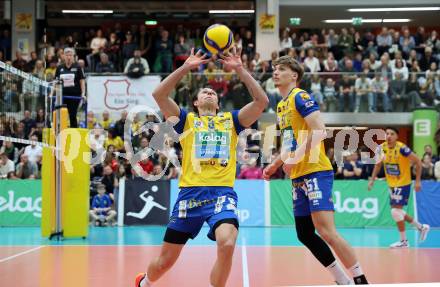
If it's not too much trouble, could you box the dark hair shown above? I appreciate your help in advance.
[272,55,304,83]
[385,127,399,134]
[191,88,219,114]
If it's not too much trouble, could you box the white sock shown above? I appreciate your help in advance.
[400,231,407,241]
[326,260,352,285]
[411,220,422,230]
[349,262,364,278]
[140,275,152,287]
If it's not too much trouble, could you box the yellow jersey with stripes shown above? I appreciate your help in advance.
[174,109,244,187]
[276,88,333,179]
[378,141,412,187]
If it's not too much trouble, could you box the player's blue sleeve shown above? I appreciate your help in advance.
[295,91,320,118]
[231,110,245,135]
[400,145,412,157]
[173,108,188,134]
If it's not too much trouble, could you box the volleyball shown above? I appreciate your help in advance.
[203,24,234,54]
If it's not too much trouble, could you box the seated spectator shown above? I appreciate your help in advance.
[16,154,39,179]
[106,32,121,70]
[124,49,150,78]
[95,53,116,73]
[390,71,408,112]
[310,74,324,108]
[322,78,338,112]
[354,70,374,112]
[303,48,320,73]
[342,152,363,179]
[0,141,19,163]
[371,73,390,112]
[21,110,36,138]
[12,50,28,71]
[104,128,124,151]
[419,46,436,72]
[238,158,263,179]
[415,153,435,180]
[99,110,113,130]
[122,31,138,68]
[338,74,355,112]
[89,183,117,226]
[86,29,107,72]
[263,76,281,113]
[154,30,173,73]
[83,111,98,129]
[0,152,15,179]
[424,144,439,163]
[406,72,426,109]
[101,164,118,201]
[399,29,416,58]
[391,58,409,81]
[23,135,43,165]
[434,160,440,182]
[114,111,128,140]
[367,52,381,71]
[376,27,392,56]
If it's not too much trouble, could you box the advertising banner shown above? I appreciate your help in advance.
[123,179,170,225]
[416,181,440,227]
[0,180,42,226]
[413,108,439,156]
[170,179,265,226]
[86,75,161,120]
[270,180,415,227]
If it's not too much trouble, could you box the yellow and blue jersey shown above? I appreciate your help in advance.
[378,141,412,188]
[276,88,333,179]
[174,109,244,187]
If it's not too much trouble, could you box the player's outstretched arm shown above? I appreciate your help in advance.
[219,47,269,127]
[152,48,209,119]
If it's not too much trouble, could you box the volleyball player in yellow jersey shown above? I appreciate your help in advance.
[135,47,268,287]
[263,56,368,285]
[368,127,430,248]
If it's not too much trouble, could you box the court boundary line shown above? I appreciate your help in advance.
[241,238,249,287]
[0,245,45,263]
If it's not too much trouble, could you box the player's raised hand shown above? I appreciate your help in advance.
[183,48,209,70]
[262,163,277,180]
[218,46,243,70]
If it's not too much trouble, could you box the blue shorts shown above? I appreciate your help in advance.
[292,170,335,217]
[389,184,411,206]
[168,186,239,241]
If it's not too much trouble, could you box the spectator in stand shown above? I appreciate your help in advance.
[0,141,19,163]
[280,29,293,51]
[242,30,255,57]
[414,153,435,180]
[355,69,374,112]
[12,50,27,71]
[435,160,440,182]
[87,29,107,72]
[309,74,324,108]
[99,110,113,130]
[322,78,338,112]
[399,29,416,58]
[323,54,340,82]
[122,31,138,68]
[124,49,150,77]
[16,154,39,179]
[238,158,263,179]
[104,128,124,151]
[342,151,363,179]
[371,72,390,112]
[303,48,320,73]
[0,152,15,179]
[95,53,116,73]
[376,27,392,56]
[83,111,98,129]
[263,76,281,113]
[419,47,437,72]
[174,34,191,68]
[392,58,409,81]
[20,110,36,138]
[338,74,355,112]
[26,51,38,72]
[89,183,117,226]
[154,30,173,73]
[367,52,381,71]
[23,134,43,165]
[390,71,408,111]
[101,164,118,201]
[114,110,128,140]
[377,54,393,81]
[353,31,364,54]
[337,28,353,55]
[424,144,439,163]
[106,32,121,70]
[138,24,152,64]
[426,30,440,53]
[406,72,426,108]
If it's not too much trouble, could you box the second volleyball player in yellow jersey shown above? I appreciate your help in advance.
[263,56,368,285]
[368,127,430,248]
[135,47,268,287]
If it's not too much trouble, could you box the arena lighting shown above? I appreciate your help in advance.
[348,7,440,12]
[324,19,411,23]
[209,10,255,14]
[62,10,114,14]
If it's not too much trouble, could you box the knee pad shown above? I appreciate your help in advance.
[391,208,405,222]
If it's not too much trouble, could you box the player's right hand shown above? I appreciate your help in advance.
[367,180,374,191]
[183,48,209,70]
[263,163,277,180]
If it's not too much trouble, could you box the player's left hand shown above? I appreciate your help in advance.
[415,180,421,192]
[218,46,243,70]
